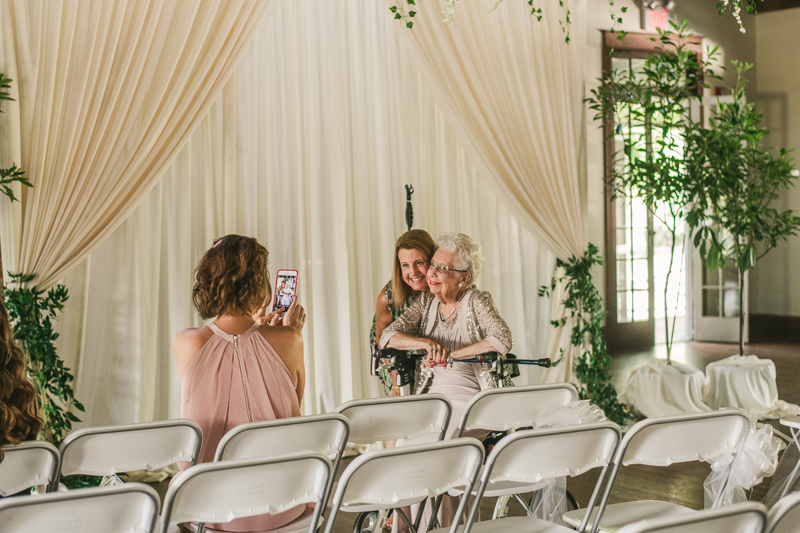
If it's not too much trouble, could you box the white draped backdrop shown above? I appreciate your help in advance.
[0,0,588,428]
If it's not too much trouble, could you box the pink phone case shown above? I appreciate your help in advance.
[273,270,299,312]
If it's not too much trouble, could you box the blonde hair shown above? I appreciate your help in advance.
[390,229,436,311]
[192,235,271,319]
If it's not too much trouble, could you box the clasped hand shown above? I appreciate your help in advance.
[423,340,450,368]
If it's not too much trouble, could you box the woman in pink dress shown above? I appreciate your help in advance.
[173,235,307,533]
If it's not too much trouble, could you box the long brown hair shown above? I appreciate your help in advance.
[390,229,436,311]
[0,298,41,461]
[192,235,271,319]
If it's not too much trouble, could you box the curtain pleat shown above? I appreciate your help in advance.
[0,0,272,288]
[390,0,589,383]
[51,0,557,425]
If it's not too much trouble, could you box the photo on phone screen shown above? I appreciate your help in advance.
[273,270,298,313]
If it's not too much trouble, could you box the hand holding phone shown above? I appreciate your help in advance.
[272,269,305,330]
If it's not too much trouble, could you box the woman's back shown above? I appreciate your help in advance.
[178,322,304,532]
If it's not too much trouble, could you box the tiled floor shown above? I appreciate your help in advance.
[329,340,800,533]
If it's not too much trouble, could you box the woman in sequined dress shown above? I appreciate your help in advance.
[369,229,436,396]
[380,232,512,533]
[380,232,512,437]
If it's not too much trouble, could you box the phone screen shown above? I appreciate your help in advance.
[273,270,298,313]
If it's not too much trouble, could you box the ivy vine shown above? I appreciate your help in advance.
[539,244,633,425]
[0,73,32,202]
[388,0,762,41]
[2,273,82,446]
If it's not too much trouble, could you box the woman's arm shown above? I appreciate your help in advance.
[374,290,393,344]
[379,293,428,348]
[450,339,497,360]
[460,291,513,357]
[263,326,305,403]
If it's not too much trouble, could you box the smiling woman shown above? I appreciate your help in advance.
[379,232,512,531]
[369,229,436,397]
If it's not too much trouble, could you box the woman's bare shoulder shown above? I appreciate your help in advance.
[173,326,214,378]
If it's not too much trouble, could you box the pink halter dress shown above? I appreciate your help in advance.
[179,322,303,532]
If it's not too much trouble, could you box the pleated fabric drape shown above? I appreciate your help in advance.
[0,0,271,288]
[49,0,558,426]
[392,0,587,259]
[390,0,589,383]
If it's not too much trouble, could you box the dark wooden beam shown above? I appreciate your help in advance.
[755,0,800,13]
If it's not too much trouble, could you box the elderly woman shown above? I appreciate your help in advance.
[380,232,512,437]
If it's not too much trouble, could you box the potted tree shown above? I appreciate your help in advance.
[686,61,800,356]
[586,20,718,363]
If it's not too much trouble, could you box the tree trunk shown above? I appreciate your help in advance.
[738,267,745,356]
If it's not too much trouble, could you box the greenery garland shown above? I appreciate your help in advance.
[0,73,32,201]
[3,273,82,445]
[539,244,633,425]
[388,0,763,40]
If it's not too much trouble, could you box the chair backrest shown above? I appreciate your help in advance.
[463,422,621,533]
[615,501,767,533]
[215,413,349,462]
[454,383,579,437]
[160,453,332,533]
[0,441,60,496]
[54,418,202,491]
[334,394,452,444]
[618,410,750,467]
[589,410,752,533]
[323,437,485,533]
[0,482,160,533]
[766,491,800,533]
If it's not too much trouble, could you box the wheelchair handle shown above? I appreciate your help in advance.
[375,348,551,368]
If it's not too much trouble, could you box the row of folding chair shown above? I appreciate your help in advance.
[8,417,799,533]
[0,383,578,498]
[4,384,800,533]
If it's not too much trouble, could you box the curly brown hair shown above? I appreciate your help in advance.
[0,297,41,462]
[193,235,271,319]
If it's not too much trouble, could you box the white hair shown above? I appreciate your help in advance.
[436,232,484,283]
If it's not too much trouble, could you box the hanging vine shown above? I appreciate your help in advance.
[388,0,764,40]
[539,244,633,425]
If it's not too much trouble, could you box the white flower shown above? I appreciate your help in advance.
[442,0,459,23]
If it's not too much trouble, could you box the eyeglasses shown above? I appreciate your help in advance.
[429,260,468,275]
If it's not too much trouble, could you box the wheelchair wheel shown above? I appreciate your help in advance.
[354,510,392,533]
[492,488,579,519]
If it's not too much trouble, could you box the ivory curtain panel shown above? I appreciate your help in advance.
[0,0,271,288]
[49,0,558,425]
[391,0,589,383]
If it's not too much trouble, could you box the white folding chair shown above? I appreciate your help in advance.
[766,491,800,533]
[453,383,579,438]
[214,413,349,509]
[433,422,621,533]
[334,393,452,445]
[0,441,60,495]
[615,501,767,533]
[563,409,752,533]
[449,383,579,518]
[160,452,332,533]
[322,437,485,533]
[0,482,160,533]
[53,418,202,491]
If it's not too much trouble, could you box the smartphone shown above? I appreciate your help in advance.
[273,270,299,313]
